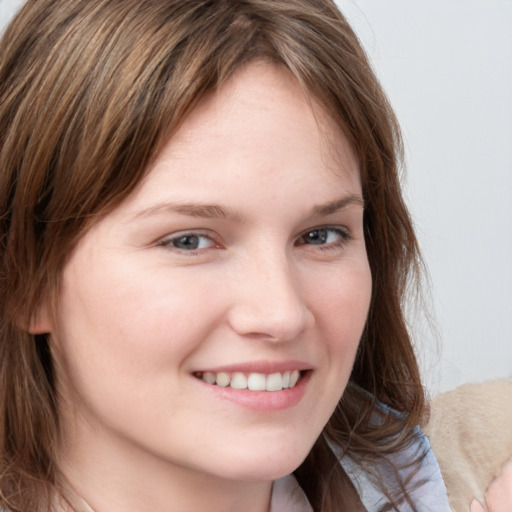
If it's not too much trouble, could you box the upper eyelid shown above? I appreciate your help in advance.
[158,228,214,240]
[297,225,351,238]
[157,230,218,247]
[294,226,352,248]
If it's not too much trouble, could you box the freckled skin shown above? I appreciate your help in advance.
[37,62,372,512]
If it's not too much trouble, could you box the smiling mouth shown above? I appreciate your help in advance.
[193,370,303,391]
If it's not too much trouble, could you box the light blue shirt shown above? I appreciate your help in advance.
[271,427,451,512]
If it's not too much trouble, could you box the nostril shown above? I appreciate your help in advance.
[227,299,312,342]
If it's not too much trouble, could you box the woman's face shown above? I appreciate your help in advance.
[42,62,372,488]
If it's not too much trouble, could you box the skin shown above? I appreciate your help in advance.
[33,61,372,512]
[470,461,512,512]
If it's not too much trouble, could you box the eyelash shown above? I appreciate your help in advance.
[295,227,352,251]
[157,226,351,254]
[157,232,217,253]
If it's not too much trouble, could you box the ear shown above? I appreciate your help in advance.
[27,301,53,334]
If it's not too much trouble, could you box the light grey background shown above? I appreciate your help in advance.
[1,0,511,394]
[340,0,512,393]
[0,0,23,27]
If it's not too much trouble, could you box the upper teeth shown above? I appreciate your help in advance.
[197,370,301,391]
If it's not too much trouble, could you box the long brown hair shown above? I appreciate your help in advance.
[0,1,424,510]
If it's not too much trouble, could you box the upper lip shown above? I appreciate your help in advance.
[193,360,313,375]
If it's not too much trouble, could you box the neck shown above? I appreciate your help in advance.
[56,422,273,512]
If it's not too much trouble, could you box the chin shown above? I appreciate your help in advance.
[210,437,314,482]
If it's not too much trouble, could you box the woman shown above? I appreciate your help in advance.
[0,1,449,510]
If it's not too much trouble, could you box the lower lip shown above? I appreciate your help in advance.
[195,371,311,412]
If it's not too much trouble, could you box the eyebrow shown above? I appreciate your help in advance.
[311,194,365,216]
[130,202,242,221]
[130,194,364,222]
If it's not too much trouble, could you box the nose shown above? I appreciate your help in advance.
[226,249,314,342]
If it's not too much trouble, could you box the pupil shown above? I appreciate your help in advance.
[174,235,199,250]
[307,230,327,244]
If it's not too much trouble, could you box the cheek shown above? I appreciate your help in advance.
[52,257,223,397]
[51,262,226,439]
[294,259,372,440]
[312,258,372,397]
[313,258,372,341]
[61,257,212,334]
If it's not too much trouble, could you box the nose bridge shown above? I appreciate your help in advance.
[228,244,312,341]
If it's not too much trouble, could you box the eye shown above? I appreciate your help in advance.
[159,232,216,252]
[296,227,351,248]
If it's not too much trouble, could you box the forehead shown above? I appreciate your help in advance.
[177,61,356,168]
[124,61,361,214]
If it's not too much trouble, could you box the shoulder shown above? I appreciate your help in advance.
[397,425,452,511]
[340,406,451,511]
